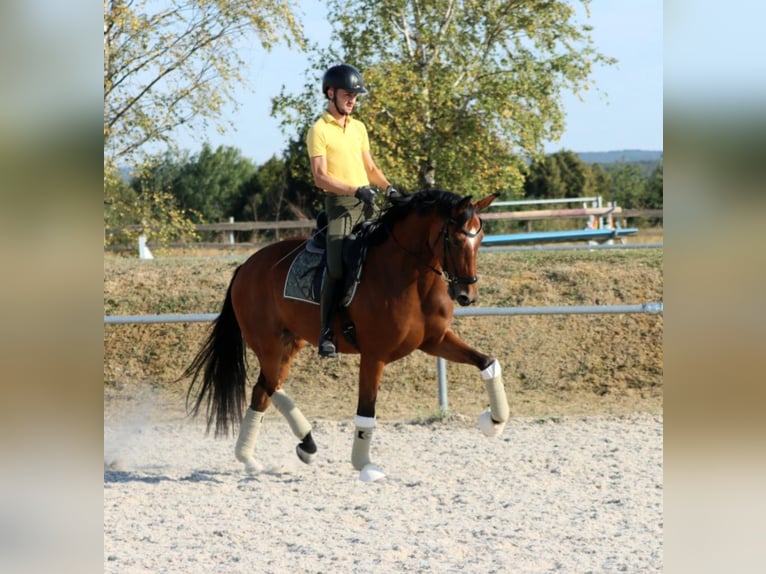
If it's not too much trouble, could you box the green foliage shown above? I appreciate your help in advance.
[283,134,323,216]
[104,0,305,162]
[525,150,594,199]
[104,160,198,247]
[604,163,647,209]
[104,0,305,244]
[104,161,139,239]
[588,163,612,200]
[168,144,257,222]
[645,162,663,210]
[246,155,305,236]
[273,0,614,196]
[523,151,663,217]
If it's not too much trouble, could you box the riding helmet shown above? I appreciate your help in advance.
[322,64,367,98]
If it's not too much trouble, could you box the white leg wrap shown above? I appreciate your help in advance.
[351,415,376,471]
[235,408,264,473]
[270,389,312,440]
[479,360,509,438]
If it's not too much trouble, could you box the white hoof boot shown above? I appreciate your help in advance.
[242,457,263,474]
[478,409,506,438]
[296,445,316,465]
[359,464,386,483]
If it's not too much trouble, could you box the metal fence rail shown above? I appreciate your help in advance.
[104,313,218,325]
[103,303,663,325]
[105,302,663,412]
[437,302,663,412]
[479,242,663,253]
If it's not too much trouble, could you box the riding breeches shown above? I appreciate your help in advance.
[324,193,370,281]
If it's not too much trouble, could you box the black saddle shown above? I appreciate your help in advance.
[284,212,372,308]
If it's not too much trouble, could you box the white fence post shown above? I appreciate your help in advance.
[437,358,448,414]
[138,234,153,260]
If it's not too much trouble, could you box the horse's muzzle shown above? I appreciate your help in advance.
[456,293,475,306]
[449,283,477,306]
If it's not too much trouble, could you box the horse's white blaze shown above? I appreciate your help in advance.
[466,219,482,249]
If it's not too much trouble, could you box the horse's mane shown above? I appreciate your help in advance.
[357,189,474,246]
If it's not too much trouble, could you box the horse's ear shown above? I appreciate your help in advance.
[457,195,473,211]
[473,193,499,213]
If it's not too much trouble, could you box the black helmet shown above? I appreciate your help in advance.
[322,64,367,98]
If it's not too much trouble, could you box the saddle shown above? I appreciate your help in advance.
[283,213,371,309]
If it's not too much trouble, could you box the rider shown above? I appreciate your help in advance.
[306,63,398,358]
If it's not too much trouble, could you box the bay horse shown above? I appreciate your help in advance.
[183,189,510,482]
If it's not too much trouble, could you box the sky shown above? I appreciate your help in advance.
[171,0,663,165]
[664,0,766,107]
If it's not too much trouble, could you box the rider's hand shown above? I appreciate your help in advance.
[354,185,377,206]
[385,185,401,199]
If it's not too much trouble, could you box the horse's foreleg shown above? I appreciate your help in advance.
[352,357,386,481]
[477,360,510,437]
[423,328,510,437]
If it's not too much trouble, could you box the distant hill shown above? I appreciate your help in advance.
[576,150,662,164]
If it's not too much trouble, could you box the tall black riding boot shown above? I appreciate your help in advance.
[318,274,341,358]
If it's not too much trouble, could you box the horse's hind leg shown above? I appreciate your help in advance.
[232,337,286,472]
[267,335,317,464]
[235,373,268,473]
[235,334,315,472]
[270,389,316,464]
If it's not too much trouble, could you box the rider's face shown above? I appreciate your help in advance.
[332,89,359,114]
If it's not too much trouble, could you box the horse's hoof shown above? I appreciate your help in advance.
[359,464,386,482]
[296,444,316,465]
[243,457,263,474]
[478,409,506,438]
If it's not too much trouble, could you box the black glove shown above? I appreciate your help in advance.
[354,185,377,206]
[385,185,401,199]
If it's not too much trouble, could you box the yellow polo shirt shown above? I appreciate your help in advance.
[306,111,370,190]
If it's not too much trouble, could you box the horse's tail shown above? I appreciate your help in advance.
[182,266,247,437]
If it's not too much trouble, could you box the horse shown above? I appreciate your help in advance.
[182,189,510,482]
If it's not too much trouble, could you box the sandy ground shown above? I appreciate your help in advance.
[104,393,662,574]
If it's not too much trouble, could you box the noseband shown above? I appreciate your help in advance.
[440,217,482,287]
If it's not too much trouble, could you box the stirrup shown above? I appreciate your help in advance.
[318,329,337,358]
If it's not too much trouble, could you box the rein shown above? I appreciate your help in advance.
[387,223,443,277]
[387,215,482,287]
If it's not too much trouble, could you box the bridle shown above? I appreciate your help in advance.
[389,213,483,288]
[440,216,482,287]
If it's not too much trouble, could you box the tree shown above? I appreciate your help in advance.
[645,161,663,210]
[251,156,288,221]
[104,0,304,161]
[169,144,256,222]
[588,162,611,201]
[605,163,646,209]
[524,150,593,199]
[104,158,198,247]
[282,130,324,216]
[273,0,614,195]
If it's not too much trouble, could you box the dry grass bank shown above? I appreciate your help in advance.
[104,232,662,421]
